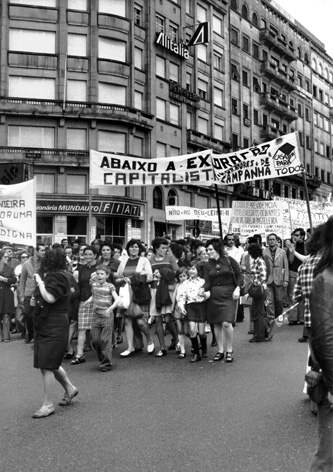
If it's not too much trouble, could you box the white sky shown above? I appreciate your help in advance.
[274,0,333,58]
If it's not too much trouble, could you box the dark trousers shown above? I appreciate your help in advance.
[310,395,333,471]
[266,283,283,319]
[252,291,267,342]
[23,297,35,340]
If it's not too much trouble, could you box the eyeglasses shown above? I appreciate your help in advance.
[21,256,28,259]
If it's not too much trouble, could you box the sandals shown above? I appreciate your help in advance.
[59,387,78,406]
[64,350,75,359]
[71,356,85,365]
[226,351,234,363]
[155,349,167,357]
[213,352,224,362]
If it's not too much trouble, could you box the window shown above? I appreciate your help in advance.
[167,189,178,206]
[133,136,143,157]
[315,166,319,177]
[99,0,125,16]
[214,87,224,108]
[98,131,126,153]
[324,118,330,132]
[231,28,239,46]
[231,64,240,81]
[67,175,86,194]
[67,80,86,102]
[325,93,329,105]
[99,38,126,62]
[67,128,87,150]
[197,4,207,22]
[232,133,238,150]
[242,69,249,86]
[10,0,56,6]
[243,104,249,120]
[242,35,250,53]
[271,119,279,130]
[170,104,179,126]
[326,145,330,158]
[319,89,323,102]
[306,135,310,150]
[170,62,179,82]
[253,42,259,59]
[241,4,248,19]
[252,12,258,27]
[68,0,87,10]
[98,83,126,105]
[321,170,325,182]
[231,0,238,11]
[134,91,143,110]
[313,85,317,98]
[253,109,259,125]
[153,187,163,209]
[9,29,55,54]
[169,23,178,42]
[9,125,54,148]
[156,15,165,33]
[68,34,87,57]
[214,123,224,140]
[305,79,310,93]
[186,72,192,90]
[213,51,223,71]
[187,112,192,129]
[305,107,310,121]
[327,172,331,184]
[156,98,166,120]
[156,56,166,78]
[198,79,208,100]
[297,103,303,117]
[197,44,207,62]
[9,76,55,99]
[134,4,142,26]
[320,143,324,155]
[213,15,223,36]
[134,47,142,69]
[314,140,318,153]
[35,174,55,193]
[156,142,166,158]
[232,98,238,115]
[298,131,304,146]
[297,74,302,88]
[243,138,249,148]
[198,117,208,135]
[253,76,261,93]
[304,52,309,65]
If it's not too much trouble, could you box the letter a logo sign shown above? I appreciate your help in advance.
[187,22,209,47]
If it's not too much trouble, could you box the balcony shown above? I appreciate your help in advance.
[260,61,297,91]
[260,93,298,121]
[0,147,90,167]
[233,184,271,200]
[260,125,285,141]
[187,129,231,153]
[0,98,154,130]
[259,29,297,62]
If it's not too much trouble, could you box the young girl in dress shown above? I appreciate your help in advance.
[178,262,210,363]
[173,267,189,359]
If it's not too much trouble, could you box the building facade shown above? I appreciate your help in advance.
[0,0,332,245]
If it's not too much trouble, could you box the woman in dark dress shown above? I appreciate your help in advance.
[201,238,242,363]
[0,250,16,342]
[33,248,78,419]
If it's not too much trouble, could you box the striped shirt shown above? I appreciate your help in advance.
[91,282,116,317]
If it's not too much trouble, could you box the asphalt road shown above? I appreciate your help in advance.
[1,312,317,472]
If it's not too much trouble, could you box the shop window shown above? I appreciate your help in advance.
[67,215,87,236]
[153,186,163,209]
[37,216,53,235]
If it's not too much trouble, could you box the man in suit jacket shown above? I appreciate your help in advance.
[263,233,289,319]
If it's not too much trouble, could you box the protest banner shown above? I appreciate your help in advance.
[212,132,303,185]
[89,149,215,187]
[165,206,232,222]
[230,200,285,238]
[0,179,36,245]
[274,197,333,230]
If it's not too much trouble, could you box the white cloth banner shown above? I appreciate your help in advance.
[212,132,303,184]
[274,197,333,230]
[165,206,232,222]
[230,200,285,238]
[89,132,303,187]
[0,179,36,245]
[89,149,214,187]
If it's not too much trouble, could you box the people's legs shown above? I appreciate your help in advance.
[0,314,3,340]
[210,323,217,345]
[213,323,223,353]
[15,304,25,335]
[198,322,207,356]
[23,298,34,341]
[251,295,266,342]
[99,317,113,368]
[136,318,153,345]
[223,321,234,352]
[115,314,124,343]
[165,313,178,345]
[66,320,77,354]
[176,320,185,354]
[273,284,283,318]
[76,329,86,358]
[265,284,275,319]
[53,366,77,395]
[189,321,200,360]
[40,369,56,407]
[2,314,10,341]
[91,318,103,362]
[287,272,298,321]
[309,396,333,472]
[154,314,166,351]
[122,317,134,352]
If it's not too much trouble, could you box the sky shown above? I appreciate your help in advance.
[274,0,333,58]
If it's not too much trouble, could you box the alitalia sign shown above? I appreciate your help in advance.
[156,32,189,59]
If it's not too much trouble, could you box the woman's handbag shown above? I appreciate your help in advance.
[118,283,131,310]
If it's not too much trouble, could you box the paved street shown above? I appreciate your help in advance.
[1,312,317,472]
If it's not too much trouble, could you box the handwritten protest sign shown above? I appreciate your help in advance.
[274,197,333,230]
[230,200,285,238]
[212,132,303,185]
[90,133,303,187]
[0,179,36,245]
[165,206,232,222]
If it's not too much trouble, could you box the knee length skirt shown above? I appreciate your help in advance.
[207,285,237,324]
